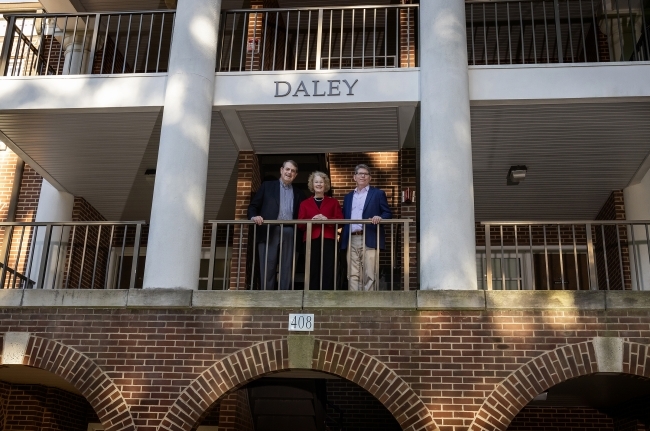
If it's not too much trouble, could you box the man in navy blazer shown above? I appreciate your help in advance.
[341,164,392,291]
[248,160,305,290]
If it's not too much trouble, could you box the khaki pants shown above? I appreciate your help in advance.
[347,235,377,291]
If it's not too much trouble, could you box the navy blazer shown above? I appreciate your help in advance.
[340,186,392,250]
[247,180,305,242]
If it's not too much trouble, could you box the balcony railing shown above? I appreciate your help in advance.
[466,0,650,65]
[217,5,418,72]
[207,220,411,291]
[480,221,650,291]
[0,221,144,290]
[0,219,409,291]
[0,11,175,76]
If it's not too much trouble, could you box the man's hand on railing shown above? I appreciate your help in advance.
[371,216,382,225]
[251,216,264,225]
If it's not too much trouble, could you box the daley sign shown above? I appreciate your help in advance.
[274,79,359,97]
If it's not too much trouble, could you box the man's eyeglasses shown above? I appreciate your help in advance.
[355,172,370,177]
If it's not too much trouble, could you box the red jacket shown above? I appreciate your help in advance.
[297,196,344,241]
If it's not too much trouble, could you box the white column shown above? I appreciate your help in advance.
[62,33,92,75]
[35,180,74,223]
[624,169,650,291]
[419,0,477,290]
[142,0,220,289]
[30,180,74,288]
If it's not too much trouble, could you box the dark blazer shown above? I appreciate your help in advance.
[247,180,305,241]
[340,186,392,250]
[297,196,344,241]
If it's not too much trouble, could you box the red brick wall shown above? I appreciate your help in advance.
[244,1,281,71]
[215,389,254,431]
[228,151,261,289]
[595,190,630,290]
[0,383,95,431]
[400,148,417,288]
[63,197,111,289]
[507,406,614,431]
[2,308,650,431]
[399,1,417,67]
[0,380,9,428]
[0,152,42,288]
[325,380,401,431]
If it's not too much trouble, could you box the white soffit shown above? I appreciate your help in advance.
[0,109,160,220]
[471,101,650,220]
[237,107,399,153]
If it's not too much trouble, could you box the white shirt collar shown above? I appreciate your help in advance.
[353,185,370,194]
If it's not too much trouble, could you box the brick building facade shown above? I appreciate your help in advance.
[0,291,649,431]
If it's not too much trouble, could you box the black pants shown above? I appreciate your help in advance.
[307,237,335,290]
[258,226,295,290]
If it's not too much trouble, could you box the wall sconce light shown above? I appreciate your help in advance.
[507,165,527,186]
[144,168,156,184]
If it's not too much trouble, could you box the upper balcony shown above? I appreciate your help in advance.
[0,1,648,111]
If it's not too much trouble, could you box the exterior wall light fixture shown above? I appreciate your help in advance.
[145,168,156,184]
[507,165,527,186]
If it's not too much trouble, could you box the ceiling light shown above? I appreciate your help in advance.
[507,165,527,186]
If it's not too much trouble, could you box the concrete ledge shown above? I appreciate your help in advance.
[303,291,417,309]
[22,289,128,307]
[605,291,650,309]
[0,290,24,307]
[2,289,650,310]
[127,289,192,308]
[486,290,606,309]
[417,290,486,310]
[193,291,303,308]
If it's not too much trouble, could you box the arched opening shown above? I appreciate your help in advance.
[0,364,102,431]
[192,370,402,431]
[508,373,650,431]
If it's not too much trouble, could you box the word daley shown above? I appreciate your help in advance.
[274,79,359,97]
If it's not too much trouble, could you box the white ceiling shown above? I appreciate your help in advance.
[0,108,239,221]
[471,101,650,220]
[1,101,648,223]
[0,108,159,220]
[238,107,400,153]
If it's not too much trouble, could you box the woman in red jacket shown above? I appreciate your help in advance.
[298,171,343,290]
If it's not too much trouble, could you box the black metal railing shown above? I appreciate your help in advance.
[217,5,418,72]
[0,221,144,290]
[206,219,410,291]
[466,0,650,64]
[479,221,650,291]
[0,11,175,76]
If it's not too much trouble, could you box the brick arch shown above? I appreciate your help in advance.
[158,338,439,431]
[23,336,136,431]
[468,340,650,431]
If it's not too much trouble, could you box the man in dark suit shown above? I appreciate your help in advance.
[248,160,305,290]
[341,164,392,291]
